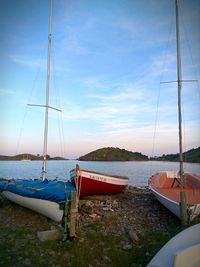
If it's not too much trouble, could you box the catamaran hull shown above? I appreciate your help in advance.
[2,191,63,222]
[70,166,128,196]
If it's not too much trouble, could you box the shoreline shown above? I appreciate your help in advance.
[1,187,199,266]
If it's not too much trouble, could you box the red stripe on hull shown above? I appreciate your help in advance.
[72,176,127,196]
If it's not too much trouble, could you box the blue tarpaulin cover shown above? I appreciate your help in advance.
[0,179,76,203]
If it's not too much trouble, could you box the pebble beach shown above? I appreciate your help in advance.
[0,186,199,267]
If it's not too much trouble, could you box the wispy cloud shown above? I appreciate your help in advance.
[0,88,16,96]
[9,54,46,69]
[8,54,70,73]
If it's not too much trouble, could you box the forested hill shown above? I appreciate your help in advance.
[151,147,200,163]
[78,147,148,161]
[0,154,66,161]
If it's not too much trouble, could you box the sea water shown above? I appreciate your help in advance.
[0,160,199,187]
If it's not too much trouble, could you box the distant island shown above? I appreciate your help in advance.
[150,147,200,163]
[78,147,148,161]
[0,147,199,163]
[0,154,66,161]
[78,146,200,162]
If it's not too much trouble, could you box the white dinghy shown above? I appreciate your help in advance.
[147,223,200,267]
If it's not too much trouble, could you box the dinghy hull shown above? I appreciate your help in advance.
[3,191,63,222]
[0,180,76,222]
[148,172,200,220]
[147,223,200,267]
[70,165,128,196]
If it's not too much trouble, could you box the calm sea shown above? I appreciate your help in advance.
[0,160,200,187]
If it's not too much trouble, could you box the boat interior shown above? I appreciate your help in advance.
[149,172,200,205]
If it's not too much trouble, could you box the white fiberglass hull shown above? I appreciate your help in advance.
[148,172,200,221]
[147,223,200,267]
[149,185,181,218]
[2,191,63,222]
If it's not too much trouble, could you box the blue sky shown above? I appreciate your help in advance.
[1,0,200,159]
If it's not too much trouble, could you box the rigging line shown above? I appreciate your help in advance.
[180,3,200,153]
[53,59,65,159]
[15,52,46,155]
[51,51,67,163]
[150,6,174,174]
[180,4,200,104]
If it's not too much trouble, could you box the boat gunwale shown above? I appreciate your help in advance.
[70,168,129,180]
[149,183,199,207]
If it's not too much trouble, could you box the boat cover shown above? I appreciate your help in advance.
[0,179,76,203]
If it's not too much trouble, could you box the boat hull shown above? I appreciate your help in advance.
[2,191,63,222]
[0,180,76,222]
[147,223,200,267]
[70,166,128,196]
[149,184,181,218]
[148,172,200,220]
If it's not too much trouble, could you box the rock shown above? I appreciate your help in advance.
[89,213,97,219]
[23,258,31,266]
[129,230,139,242]
[103,255,111,262]
[49,250,55,255]
[37,229,62,241]
[122,242,132,250]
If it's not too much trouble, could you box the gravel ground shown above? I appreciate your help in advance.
[0,187,199,267]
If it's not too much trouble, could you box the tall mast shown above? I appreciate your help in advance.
[175,0,188,225]
[42,0,53,181]
[175,0,184,183]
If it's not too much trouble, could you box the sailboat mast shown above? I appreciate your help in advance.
[175,0,188,225]
[175,0,184,182]
[42,0,53,181]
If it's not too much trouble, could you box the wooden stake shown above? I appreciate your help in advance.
[69,191,78,238]
[180,191,188,226]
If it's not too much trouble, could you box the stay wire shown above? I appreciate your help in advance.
[150,8,174,175]
[51,51,67,173]
[180,5,200,161]
[15,52,46,155]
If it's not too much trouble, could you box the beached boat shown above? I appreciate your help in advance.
[147,223,200,267]
[0,179,75,222]
[0,0,76,222]
[149,0,200,223]
[149,172,200,221]
[70,164,128,197]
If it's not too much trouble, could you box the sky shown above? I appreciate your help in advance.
[0,0,200,159]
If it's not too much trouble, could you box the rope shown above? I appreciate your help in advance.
[150,8,174,175]
[15,44,46,157]
[179,5,200,162]
[51,52,67,174]
[62,182,69,241]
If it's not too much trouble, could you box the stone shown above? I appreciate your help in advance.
[37,229,62,241]
[122,242,132,250]
[103,255,111,262]
[89,213,97,219]
[129,230,139,242]
[23,258,31,266]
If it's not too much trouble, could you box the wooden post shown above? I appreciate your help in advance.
[180,191,188,226]
[69,191,78,238]
[62,200,69,242]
